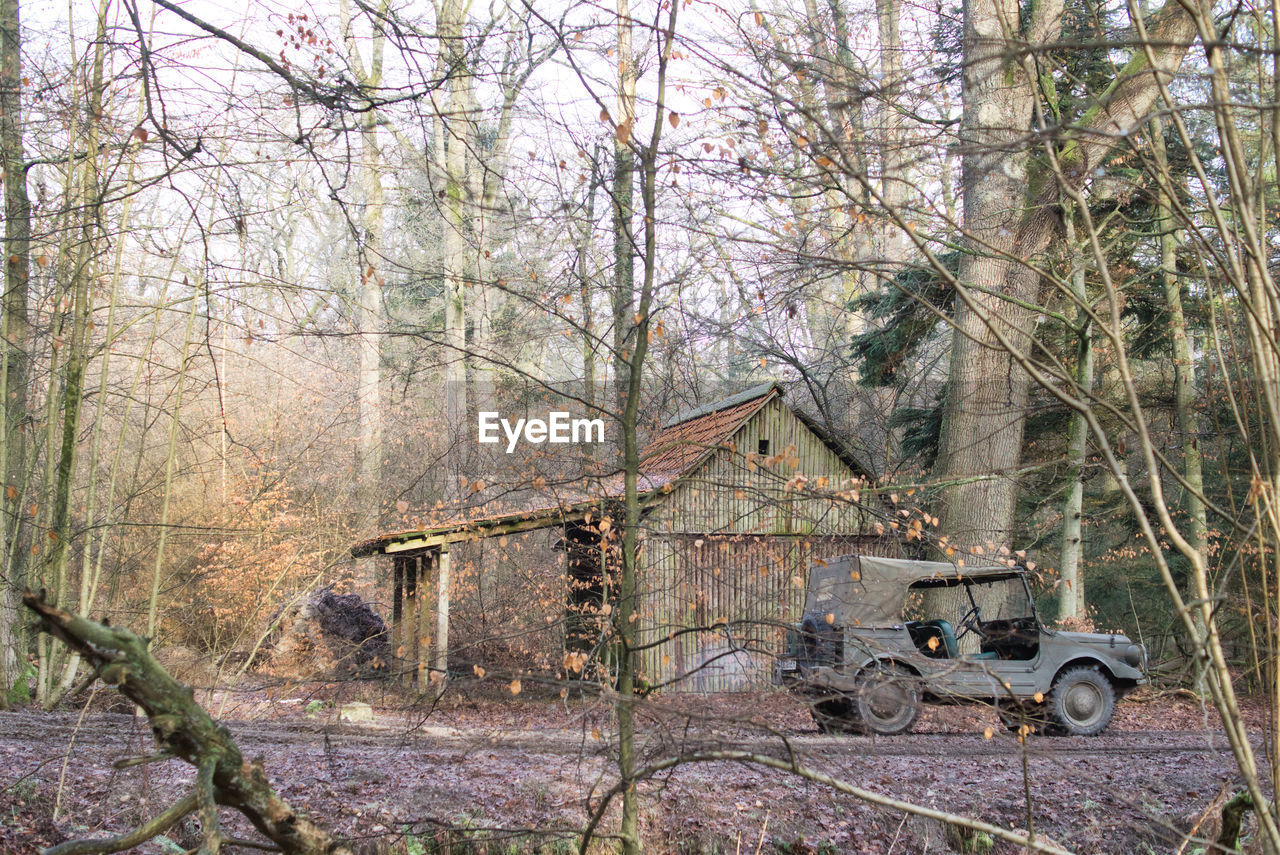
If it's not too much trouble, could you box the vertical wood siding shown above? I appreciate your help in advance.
[637,401,900,691]
[646,399,870,536]
[637,534,899,691]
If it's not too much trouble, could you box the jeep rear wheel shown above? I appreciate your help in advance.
[811,696,861,733]
[1048,667,1115,736]
[854,663,920,735]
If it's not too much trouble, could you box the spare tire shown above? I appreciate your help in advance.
[800,617,840,670]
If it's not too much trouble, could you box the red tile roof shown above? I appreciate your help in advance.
[635,391,777,490]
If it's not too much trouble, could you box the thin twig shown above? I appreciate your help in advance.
[754,810,770,855]
[53,683,97,822]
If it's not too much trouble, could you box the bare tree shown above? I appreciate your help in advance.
[0,0,31,703]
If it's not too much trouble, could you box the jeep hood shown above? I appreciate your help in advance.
[1050,630,1133,646]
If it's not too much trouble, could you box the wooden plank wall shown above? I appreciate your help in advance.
[637,534,900,691]
[635,400,900,691]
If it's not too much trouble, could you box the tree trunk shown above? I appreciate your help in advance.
[145,293,200,644]
[936,0,1197,549]
[579,153,600,409]
[611,2,640,850]
[611,0,637,415]
[41,0,115,706]
[935,0,1040,550]
[355,103,384,533]
[0,0,31,705]
[341,0,390,536]
[876,0,906,264]
[439,0,471,474]
[1151,112,1207,640]
[1058,212,1093,621]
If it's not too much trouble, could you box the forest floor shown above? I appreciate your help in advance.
[0,682,1271,855]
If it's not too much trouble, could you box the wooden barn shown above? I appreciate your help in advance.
[351,382,899,691]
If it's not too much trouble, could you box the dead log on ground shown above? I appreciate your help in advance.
[1216,790,1255,853]
[24,591,356,855]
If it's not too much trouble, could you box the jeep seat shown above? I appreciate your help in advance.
[918,619,1000,660]
[920,619,959,658]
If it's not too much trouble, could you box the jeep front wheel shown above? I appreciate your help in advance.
[1048,667,1115,736]
[854,663,920,735]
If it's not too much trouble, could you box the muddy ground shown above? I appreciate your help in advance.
[0,683,1271,854]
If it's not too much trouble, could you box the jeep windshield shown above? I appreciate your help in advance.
[906,574,1035,622]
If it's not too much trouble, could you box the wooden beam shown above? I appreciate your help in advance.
[369,497,664,556]
[382,514,580,553]
[402,555,418,688]
[385,536,431,554]
[391,556,406,683]
[424,555,440,686]
[433,545,451,697]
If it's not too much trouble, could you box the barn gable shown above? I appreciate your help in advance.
[631,384,895,691]
[646,387,872,537]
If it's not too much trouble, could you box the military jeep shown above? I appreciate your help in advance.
[779,555,1146,736]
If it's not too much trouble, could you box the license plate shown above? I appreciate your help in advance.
[778,657,797,672]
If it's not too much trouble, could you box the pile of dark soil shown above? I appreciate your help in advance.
[260,587,390,678]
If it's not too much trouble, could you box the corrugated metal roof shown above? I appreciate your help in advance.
[662,381,780,428]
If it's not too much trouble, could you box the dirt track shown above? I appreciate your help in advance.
[0,699,1266,854]
[0,708,1241,756]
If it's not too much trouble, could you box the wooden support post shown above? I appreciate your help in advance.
[391,556,405,683]
[402,555,418,688]
[417,551,433,688]
[433,545,451,696]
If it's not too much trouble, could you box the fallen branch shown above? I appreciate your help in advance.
[24,592,352,855]
[112,750,175,770]
[44,792,198,855]
[1125,686,1203,704]
[580,749,1075,855]
[1173,783,1232,855]
[1217,790,1255,853]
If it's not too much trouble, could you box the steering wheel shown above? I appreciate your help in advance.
[956,605,983,641]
